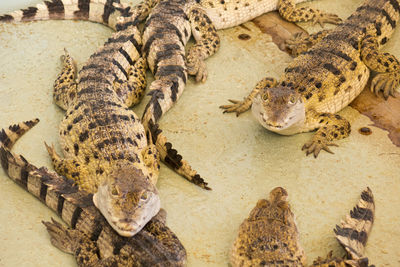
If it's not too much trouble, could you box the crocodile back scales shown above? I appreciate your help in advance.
[283,0,400,114]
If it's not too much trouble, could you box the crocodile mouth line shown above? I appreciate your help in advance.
[260,113,284,129]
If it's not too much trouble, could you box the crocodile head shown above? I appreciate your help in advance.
[93,166,160,237]
[251,86,305,135]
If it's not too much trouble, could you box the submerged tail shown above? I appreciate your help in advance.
[147,121,211,190]
[0,0,129,29]
[334,187,375,261]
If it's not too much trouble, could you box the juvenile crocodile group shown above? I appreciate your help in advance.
[0,120,186,266]
[0,0,398,265]
[231,187,375,266]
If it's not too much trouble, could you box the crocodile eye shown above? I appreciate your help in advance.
[111,188,119,196]
[288,95,296,104]
[140,192,148,201]
[262,93,269,101]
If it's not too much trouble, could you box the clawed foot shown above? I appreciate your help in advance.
[219,99,250,116]
[312,11,342,27]
[371,72,399,99]
[285,32,310,56]
[186,51,207,83]
[302,138,339,158]
[42,218,81,254]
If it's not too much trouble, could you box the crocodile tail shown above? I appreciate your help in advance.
[334,187,375,261]
[0,119,39,149]
[146,121,211,190]
[0,0,129,30]
[0,119,41,189]
[0,120,104,235]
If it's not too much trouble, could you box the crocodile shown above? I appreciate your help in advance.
[0,0,210,237]
[140,0,341,132]
[0,0,341,157]
[231,187,375,267]
[0,120,186,266]
[221,0,400,157]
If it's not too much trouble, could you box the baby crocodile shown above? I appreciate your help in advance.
[0,0,211,191]
[0,0,209,237]
[1,0,341,162]
[140,0,341,129]
[0,120,186,266]
[221,0,400,157]
[231,187,375,266]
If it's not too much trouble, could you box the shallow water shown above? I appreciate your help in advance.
[0,0,399,266]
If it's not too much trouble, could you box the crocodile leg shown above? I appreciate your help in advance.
[360,34,400,99]
[186,7,221,83]
[278,0,342,27]
[53,49,78,110]
[141,143,160,184]
[302,112,350,158]
[285,30,332,57]
[220,77,277,116]
[44,142,87,186]
[113,57,147,107]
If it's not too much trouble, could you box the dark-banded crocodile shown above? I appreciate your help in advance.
[140,0,341,130]
[0,120,186,266]
[231,187,375,267]
[1,0,342,164]
[221,0,400,157]
[0,0,211,191]
[0,0,209,237]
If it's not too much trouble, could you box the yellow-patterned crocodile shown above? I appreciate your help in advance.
[0,120,187,266]
[140,0,341,134]
[221,0,400,157]
[231,187,375,267]
[0,0,210,237]
[0,0,341,180]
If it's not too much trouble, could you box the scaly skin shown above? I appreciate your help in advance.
[0,0,341,165]
[140,0,340,174]
[0,120,186,266]
[230,187,306,267]
[0,0,211,238]
[139,0,342,122]
[221,0,400,158]
[231,187,375,267]
[45,4,162,238]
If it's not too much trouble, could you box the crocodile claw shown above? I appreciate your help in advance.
[219,99,251,116]
[285,32,310,56]
[371,72,399,100]
[312,12,342,27]
[186,51,208,83]
[302,139,339,158]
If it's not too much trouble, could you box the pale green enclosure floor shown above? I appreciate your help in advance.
[0,0,399,266]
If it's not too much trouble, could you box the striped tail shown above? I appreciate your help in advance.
[0,0,129,30]
[334,187,375,261]
[0,119,40,189]
[147,121,211,190]
[0,119,101,233]
[0,121,187,264]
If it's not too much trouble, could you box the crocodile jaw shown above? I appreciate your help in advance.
[251,95,306,136]
[93,185,161,237]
